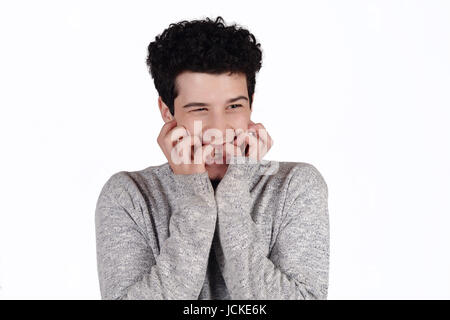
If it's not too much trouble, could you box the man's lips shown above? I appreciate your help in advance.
[203,144,229,165]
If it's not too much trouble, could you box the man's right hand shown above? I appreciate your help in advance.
[157,119,213,175]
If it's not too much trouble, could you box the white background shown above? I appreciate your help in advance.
[0,0,449,299]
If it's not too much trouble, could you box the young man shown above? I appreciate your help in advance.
[95,16,329,300]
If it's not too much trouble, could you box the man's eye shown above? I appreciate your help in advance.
[191,108,207,112]
[228,104,242,110]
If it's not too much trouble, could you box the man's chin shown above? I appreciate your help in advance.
[205,155,230,166]
[205,162,229,167]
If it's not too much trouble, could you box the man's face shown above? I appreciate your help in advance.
[159,71,253,179]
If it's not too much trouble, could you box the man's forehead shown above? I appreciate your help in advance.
[176,72,247,101]
[177,71,245,86]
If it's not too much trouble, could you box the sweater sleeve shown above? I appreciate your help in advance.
[95,170,217,300]
[213,156,329,299]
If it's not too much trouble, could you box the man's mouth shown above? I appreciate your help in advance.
[205,146,228,165]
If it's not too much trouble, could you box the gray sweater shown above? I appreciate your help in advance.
[95,155,329,300]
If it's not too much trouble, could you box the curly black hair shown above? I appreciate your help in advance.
[146,16,263,116]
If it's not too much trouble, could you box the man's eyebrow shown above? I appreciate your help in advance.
[182,96,248,108]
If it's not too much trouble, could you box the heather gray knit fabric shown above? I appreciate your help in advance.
[95,155,329,300]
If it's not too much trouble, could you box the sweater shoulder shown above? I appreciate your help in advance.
[95,163,172,236]
[96,162,171,206]
[274,160,328,198]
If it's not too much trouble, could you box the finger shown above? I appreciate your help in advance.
[248,122,263,135]
[234,130,249,155]
[192,142,209,165]
[248,123,272,155]
[176,134,203,161]
[236,130,258,146]
[237,131,259,158]
[234,129,249,145]
[169,125,189,147]
[158,120,177,148]
[245,134,260,159]
[172,136,192,164]
[223,141,244,161]
[189,135,203,163]
[159,119,177,139]
[257,135,269,159]
[253,127,269,146]
[177,133,201,146]
[253,129,272,159]
[248,121,264,135]
[232,128,244,145]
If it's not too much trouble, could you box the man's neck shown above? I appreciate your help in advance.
[210,178,221,191]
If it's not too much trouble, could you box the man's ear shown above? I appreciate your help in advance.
[158,96,174,123]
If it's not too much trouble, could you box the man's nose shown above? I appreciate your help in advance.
[203,121,235,145]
